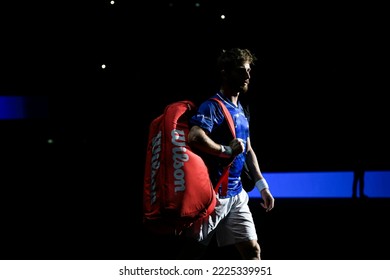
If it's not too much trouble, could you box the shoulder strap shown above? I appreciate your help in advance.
[209,97,235,196]
[210,98,235,138]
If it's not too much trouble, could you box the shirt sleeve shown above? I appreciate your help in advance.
[189,100,224,133]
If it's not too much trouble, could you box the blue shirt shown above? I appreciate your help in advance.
[189,93,249,198]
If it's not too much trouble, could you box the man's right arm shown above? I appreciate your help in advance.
[188,125,244,158]
[188,125,223,156]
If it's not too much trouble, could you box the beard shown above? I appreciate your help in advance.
[240,83,249,93]
[228,80,249,96]
[236,83,249,96]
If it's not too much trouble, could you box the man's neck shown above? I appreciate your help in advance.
[219,88,239,106]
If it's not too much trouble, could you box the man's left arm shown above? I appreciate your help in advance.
[246,137,275,212]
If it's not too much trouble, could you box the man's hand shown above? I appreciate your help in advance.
[260,188,275,212]
[220,138,244,158]
[230,138,245,157]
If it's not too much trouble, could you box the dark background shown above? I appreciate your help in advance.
[0,1,389,260]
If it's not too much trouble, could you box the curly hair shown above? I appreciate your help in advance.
[217,48,257,72]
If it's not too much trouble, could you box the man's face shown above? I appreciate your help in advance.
[226,62,251,94]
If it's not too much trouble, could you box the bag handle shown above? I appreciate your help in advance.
[210,98,236,196]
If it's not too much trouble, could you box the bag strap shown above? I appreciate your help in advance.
[210,97,236,196]
[210,98,236,138]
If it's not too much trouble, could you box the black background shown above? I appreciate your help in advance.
[2,1,389,170]
[0,1,389,260]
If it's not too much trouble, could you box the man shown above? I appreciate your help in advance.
[184,48,275,260]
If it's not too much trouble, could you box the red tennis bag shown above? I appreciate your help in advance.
[143,100,217,235]
[143,99,234,235]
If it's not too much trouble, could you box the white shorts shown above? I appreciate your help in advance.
[188,189,258,247]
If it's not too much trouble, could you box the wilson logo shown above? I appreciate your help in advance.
[150,130,161,204]
[171,129,189,192]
